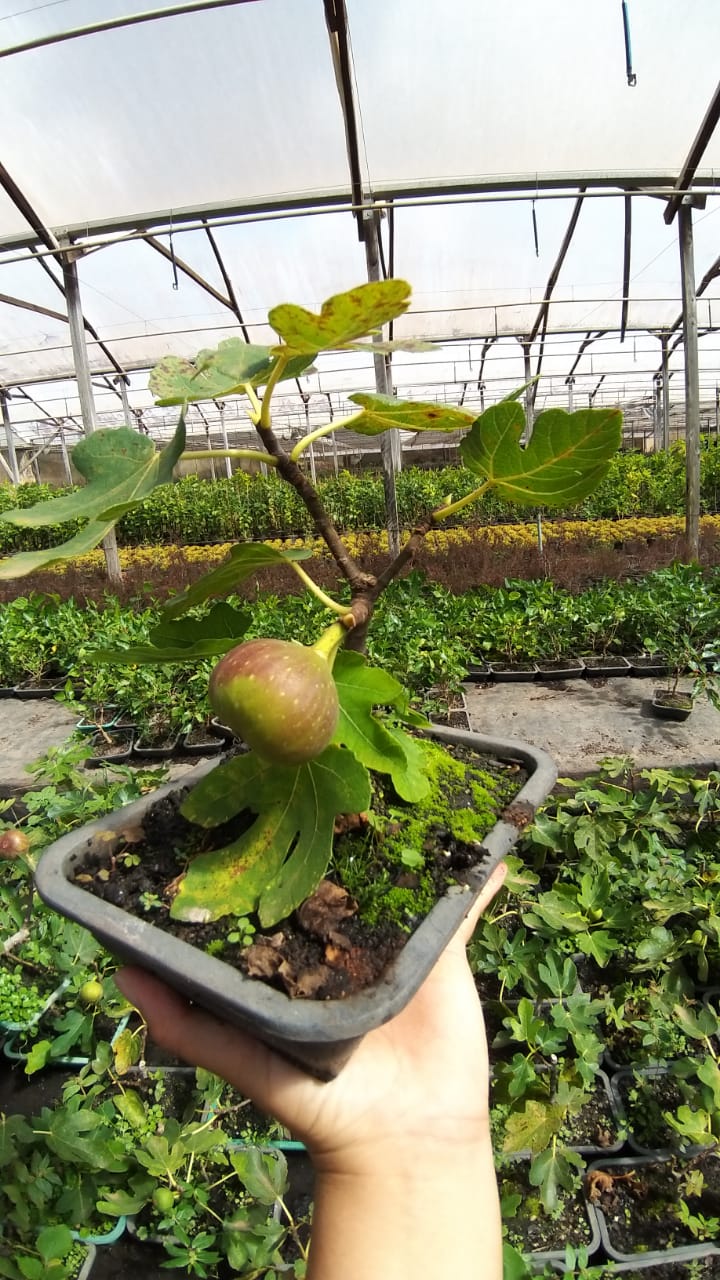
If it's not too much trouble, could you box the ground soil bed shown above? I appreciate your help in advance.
[73,741,525,1001]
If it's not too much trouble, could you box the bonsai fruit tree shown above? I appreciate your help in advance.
[0,280,622,928]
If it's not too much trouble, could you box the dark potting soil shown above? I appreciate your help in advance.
[74,744,524,1001]
[588,1153,720,1254]
[559,1079,622,1150]
[500,1163,594,1254]
[616,1072,687,1151]
[605,1260,720,1280]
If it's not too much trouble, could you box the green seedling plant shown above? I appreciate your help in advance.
[0,279,621,928]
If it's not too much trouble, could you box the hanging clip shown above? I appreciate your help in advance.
[168,217,179,291]
[621,0,637,86]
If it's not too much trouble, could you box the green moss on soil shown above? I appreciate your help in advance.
[333,739,515,931]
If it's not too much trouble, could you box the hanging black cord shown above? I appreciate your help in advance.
[621,0,637,86]
[168,224,179,290]
[531,200,539,257]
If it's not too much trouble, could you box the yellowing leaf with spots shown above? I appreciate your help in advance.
[269,280,411,354]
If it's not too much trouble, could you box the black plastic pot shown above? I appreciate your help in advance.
[182,728,224,757]
[628,655,669,678]
[466,663,492,682]
[13,678,66,699]
[583,656,632,676]
[86,729,135,768]
[650,689,693,721]
[487,663,538,682]
[585,1155,720,1263]
[34,727,557,1081]
[610,1066,711,1158]
[534,659,586,680]
[132,734,183,760]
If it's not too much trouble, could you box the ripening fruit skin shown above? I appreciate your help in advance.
[0,828,30,859]
[152,1187,176,1213]
[79,980,104,1004]
[209,638,340,766]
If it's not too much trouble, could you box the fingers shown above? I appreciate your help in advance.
[113,967,304,1109]
[455,860,508,947]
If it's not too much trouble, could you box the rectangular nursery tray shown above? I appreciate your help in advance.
[34,727,556,1080]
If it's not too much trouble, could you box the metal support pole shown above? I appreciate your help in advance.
[205,426,217,481]
[62,250,122,584]
[678,200,701,560]
[660,336,671,451]
[116,376,133,429]
[58,423,73,485]
[653,376,662,452]
[566,376,575,413]
[522,342,534,432]
[0,391,20,484]
[363,208,400,558]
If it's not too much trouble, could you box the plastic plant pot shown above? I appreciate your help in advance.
[628,655,669,678]
[34,726,557,1082]
[534,659,586,680]
[76,706,121,732]
[209,716,236,742]
[182,727,224,757]
[584,1155,720,1263]
[610,1066,711,1158]
[132,734,182,760]
[583,656,632,676]
[487,662,538,682]
[86,729,135,768]
[72,1219,126,1246]
[4,1012,130,1069]
[13,679,66,699]
[650,689,693,721]
[0,976,70,1035]
[501,1159,601,1265]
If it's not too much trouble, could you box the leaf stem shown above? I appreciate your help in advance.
[289,415,360,462]
[243,382,262,420]
[180,449,278,466]
[431,482,491,523]
[289,561,351,618]
[260,353,289,429]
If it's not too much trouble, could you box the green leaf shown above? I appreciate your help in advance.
[23,1040,52,1075]
[269,280,411,354]
[332,651,430,802]
[35,1226,73,1263]
[160,543,312,620]
[230,1148,288,1204]
[537,952,578,998]
[174,745,371,926]
[0,419,186,528]
[149,341,314,405]
[90,602,250,664]
[347,392,473,437]
[502,1100,566,1155]
[529,1146,584,1214]
[96,1177,156,1217]
[635,924,675,964]
[461,402,622,507]
[575,930,616,967]
[697,1056,720,1108]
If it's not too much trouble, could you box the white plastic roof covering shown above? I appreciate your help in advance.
[0,0,719,445]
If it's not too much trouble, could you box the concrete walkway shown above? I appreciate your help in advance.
[464,675,720,776]
[1,679,719,798]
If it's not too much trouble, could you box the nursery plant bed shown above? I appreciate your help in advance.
[34,726,556,1080]
[499,1158,600,1261]
[585,1154,720,1262]
[610,1065,717,1157]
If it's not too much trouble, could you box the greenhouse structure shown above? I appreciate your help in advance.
[1,3,720,1278]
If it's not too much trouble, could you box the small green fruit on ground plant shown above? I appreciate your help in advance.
[0,280,621,925]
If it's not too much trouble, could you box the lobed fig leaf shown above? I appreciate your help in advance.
[149,341,314,406]
[90,602,250,665]
[332,651,430,802]
[461,401,622,507]
[161,543,312,620]
[176,746,371,926]
[209,637,339,765]
[269,280,411,354]
[0,417,186,529]
[348,392,474,437]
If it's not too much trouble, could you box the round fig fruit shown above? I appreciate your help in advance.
[209,631,342,766]
[0,828,30,859]
[78,980,104,1005]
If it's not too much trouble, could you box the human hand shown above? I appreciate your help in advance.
[114,860,506,1178]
